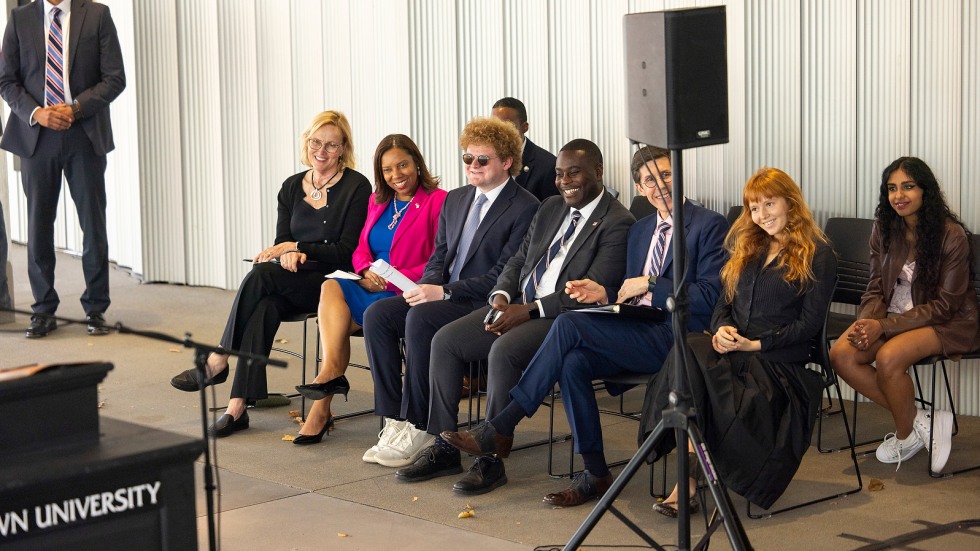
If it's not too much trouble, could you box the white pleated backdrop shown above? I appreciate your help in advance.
[0,0,977,413]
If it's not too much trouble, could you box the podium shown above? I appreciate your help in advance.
[0,363,204,551]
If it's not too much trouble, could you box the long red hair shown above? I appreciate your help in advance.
[720,167,828,301]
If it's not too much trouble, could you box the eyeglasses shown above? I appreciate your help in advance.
[462,153,498,166]
[308,138,343,152]
[639,171,673,188]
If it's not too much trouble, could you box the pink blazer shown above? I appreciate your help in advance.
[352,187,447,292]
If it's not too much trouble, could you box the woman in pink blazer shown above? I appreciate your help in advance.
[293,134,447,444]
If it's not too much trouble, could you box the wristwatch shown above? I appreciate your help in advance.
[527,304,541,319]
[71,100,82,119]
[647,275,657,294]
[443,288,452,301]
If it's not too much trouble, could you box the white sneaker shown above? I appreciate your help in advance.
[362,418,407,463]
[374,424,435,468]
[876,431,924,470]
[913,409,954,473]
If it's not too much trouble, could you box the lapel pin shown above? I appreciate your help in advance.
[522,166,529,173]
[592,221,599,227]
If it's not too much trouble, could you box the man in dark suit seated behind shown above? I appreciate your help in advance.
[491,97,557,202]
[361,117,539,468]
[395,139,635,495]
[441,146,729,506]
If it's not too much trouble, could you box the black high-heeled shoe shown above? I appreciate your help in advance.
[295,375,351,401]
[292,415,335,445]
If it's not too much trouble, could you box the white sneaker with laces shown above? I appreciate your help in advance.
[374,424,435,468]
[362,418,407,463]
[912,408,954,473]
[876,431,924,470]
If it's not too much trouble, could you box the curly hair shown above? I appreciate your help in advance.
[372,134,441,205]
[875,157,971,299]
[459,117,523,177]
[299,110,355,169]
[720,167,829,301]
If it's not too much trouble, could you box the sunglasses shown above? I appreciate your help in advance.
[462,153,498,166]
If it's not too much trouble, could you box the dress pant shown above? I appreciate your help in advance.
[362,296,482,424]
[219,263,325,400]
[20,125,108,315]
[427,306,554,435]
[509,312,672,454]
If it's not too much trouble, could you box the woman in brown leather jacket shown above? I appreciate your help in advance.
[831,157,977,474]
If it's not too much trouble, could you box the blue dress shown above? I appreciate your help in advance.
[337,199,406,325]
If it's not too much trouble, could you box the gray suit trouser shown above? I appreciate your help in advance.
[427,305,554,435]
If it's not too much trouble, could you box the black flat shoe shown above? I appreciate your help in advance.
[296,375,350,401]
[25,315,57,338]
[209,411,249,438]
[170,366,229,392]
[293,416,334,445]
[652,495,700,518]
[86,312,110,336]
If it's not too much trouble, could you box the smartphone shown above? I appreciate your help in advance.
[483,308,503,325]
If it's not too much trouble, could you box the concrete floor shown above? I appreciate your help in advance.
[2,243,979,551]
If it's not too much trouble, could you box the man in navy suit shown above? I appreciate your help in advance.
[361,117,539,468]
[0,0,125,337]
[441,146,729,505]
[395,139,635,495]
[491,97,557,202]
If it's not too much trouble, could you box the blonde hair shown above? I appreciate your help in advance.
[720,167,828,301]
[299,110,355,169]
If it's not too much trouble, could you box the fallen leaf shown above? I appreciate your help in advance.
[869,478,885,492]
[412,496,418,502]
[278,338,289,344]
[282,434,295,441]
[288,410,302,418]
[293,417,303,424]
[465,503,473,509]
[458,510,474,519]
[337,533,349,538]
[169,348,181,353]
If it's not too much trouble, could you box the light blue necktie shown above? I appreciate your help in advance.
[449,193,487,282]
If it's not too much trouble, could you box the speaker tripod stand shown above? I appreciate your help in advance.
[565,148,752,551]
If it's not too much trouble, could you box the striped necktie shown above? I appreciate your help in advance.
[523,211,581,303]
[45,7,65,107]
[649,221,671,277]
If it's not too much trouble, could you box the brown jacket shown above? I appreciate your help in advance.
[859,218,979,356]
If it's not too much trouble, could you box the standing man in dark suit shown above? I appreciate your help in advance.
[491,97,557,202]
[395,139,635,495]
[0,0,126,337]
[361,117,539,468]
[441,146,729,506]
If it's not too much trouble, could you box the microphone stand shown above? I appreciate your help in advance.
[2,307,287,551]
[564,147,752,551]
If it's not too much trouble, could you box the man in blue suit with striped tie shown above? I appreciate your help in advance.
[0,0,125,338]
[441,146,729,505]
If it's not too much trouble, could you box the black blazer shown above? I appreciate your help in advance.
[493,190,635,317]
[419,178,539,304]
[0,0,126,157]
[515,137,558,201]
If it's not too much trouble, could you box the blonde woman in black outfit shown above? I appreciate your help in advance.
[169,110,371,438]
[640,167,836,515]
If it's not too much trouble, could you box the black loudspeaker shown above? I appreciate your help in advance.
[624,7,728,150]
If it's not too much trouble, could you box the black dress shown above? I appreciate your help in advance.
[219,169,371,401]
[638,243,836,509]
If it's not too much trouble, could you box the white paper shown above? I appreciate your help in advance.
[324,270,362,280]
[369,259,419,292]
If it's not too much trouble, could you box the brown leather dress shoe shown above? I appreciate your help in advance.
[440,421,513,458]
[543,470,614,507]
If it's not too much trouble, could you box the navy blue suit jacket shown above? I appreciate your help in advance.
[514,137,558,201]
[0,0,126,157]
[623,200,729,333]
[418,178,539,304]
